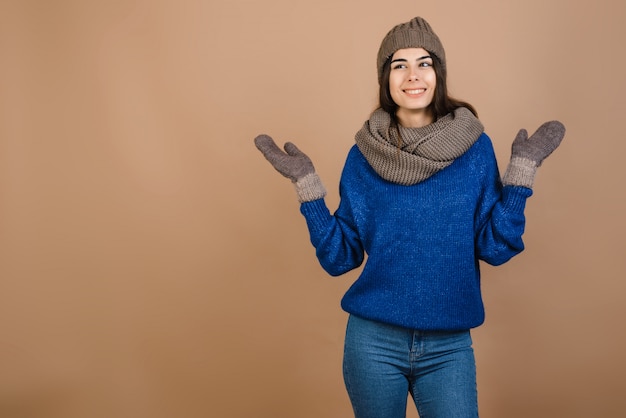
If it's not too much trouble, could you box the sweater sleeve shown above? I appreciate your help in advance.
[472,134,534,266]
[475,181,533,266]
[299,197,365,276]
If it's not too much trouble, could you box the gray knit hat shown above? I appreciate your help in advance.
[376,17,446,83]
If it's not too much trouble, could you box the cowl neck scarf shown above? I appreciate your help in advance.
[354,107,484,185]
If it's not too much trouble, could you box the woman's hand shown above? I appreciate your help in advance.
[254,134,326,203]
[503,121,566,188]
[254,134,315,182]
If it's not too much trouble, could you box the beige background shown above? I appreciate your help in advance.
[1,0,625,417]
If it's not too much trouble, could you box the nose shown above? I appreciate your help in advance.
[408,69,419,81]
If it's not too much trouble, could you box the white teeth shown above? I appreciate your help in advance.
[406,89,425,94]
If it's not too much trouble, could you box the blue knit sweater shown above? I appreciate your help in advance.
[300,133,532,331]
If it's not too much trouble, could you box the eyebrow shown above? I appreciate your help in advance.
[390,55,432,64]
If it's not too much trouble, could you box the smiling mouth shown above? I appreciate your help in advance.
[405,89,426,94]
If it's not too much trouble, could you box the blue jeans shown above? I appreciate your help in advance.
[343,315,479,418]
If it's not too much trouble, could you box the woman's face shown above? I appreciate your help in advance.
[389,47,436,127]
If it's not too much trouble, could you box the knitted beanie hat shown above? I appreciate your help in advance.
[376,17,446,83]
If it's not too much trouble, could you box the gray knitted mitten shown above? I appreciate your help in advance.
[502,121,566,188]
[254,134,327,203]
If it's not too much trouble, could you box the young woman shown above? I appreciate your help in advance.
[254,16,565,418]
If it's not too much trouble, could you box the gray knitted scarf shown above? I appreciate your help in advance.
[355,107,484,185]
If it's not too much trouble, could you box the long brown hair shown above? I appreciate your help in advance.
[378,51,478,125]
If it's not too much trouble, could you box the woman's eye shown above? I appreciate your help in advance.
[392,64,407,70]
[419,61,433,68]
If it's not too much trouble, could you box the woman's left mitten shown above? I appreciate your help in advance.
[502,121,566,188]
